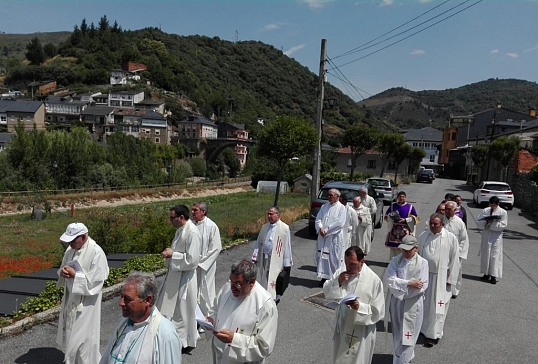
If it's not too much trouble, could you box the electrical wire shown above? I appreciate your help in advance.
[335,0,483,69]
[333,0,452,60]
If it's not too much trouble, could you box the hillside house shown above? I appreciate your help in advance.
[45,96,88,123]
[177,115,218,139]
[0,99,46,132]
[27,80,57,97]
[403,126,443,173]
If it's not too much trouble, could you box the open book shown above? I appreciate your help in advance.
[324,293,359,310]
[478,215,502,221]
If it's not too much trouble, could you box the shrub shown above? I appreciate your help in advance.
[189,157,206,177]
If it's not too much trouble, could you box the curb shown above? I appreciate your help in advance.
[0,240,250,338]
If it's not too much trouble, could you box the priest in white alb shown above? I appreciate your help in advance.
[99,272,182,364]
[316,188,347,286]
[207,259,278,364]
[192,201,222,315]
[57,222,109,364]
[155,204,202,354]
[418,213,459,347]
[442,201,469,298]
[323,246,385,364]
[385,235,429,364]
[340,194,359,252]
[252,206,293,304]
[352,196,372,255]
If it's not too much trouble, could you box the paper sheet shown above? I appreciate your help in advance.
[195,305,216,332]
[324,293,359,310]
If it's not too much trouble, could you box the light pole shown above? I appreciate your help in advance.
[311,38,327,203]
[53,160,58,190]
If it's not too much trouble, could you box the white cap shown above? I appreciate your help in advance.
[60,223,88,242]
[399,235,418,251]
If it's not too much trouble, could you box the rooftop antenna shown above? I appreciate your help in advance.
[235,30,239,43]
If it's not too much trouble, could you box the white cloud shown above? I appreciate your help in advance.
[262,23,280,31]
[303,0,333,9]
[506,52,519,58]
[284,44,306,56]
[523,44,538,53]
[410,49,425,56]
[490,49,499,54]
[418,0,433,3]
[380,0,394,6]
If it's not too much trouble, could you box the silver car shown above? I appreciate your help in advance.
[367,178,398,206]
[308,181,384,237]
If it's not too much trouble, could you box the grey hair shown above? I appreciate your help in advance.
[124,271,157,306]
[269,206,280,215]
[446,201,458,210]
[230,259,258,281]
[359,187,368,193]
[194,201,208,214]
[430,213,445,224]
[329,188,341,197]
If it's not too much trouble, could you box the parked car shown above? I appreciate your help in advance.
[416,169,435,183]
[367,178,398,205]
[308,181,384,237]
[473,181,514,210]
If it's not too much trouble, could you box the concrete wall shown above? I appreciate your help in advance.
[511,173,538,215]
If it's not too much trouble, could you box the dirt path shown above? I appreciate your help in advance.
[0,183,254,216]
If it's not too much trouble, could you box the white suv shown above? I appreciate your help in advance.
[473,181,514,210]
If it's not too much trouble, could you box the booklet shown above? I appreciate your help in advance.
[324,293,359,310]
[478,215,502,221]
[195,305,216,332]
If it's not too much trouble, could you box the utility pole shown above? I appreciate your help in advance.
[311,39,327,202]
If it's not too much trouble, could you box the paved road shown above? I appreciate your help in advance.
[1,178,537,364]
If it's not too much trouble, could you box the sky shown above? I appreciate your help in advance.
[1,0,537,101]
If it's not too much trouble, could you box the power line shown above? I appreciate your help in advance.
[334,0,452,60]
[326,56,371,101]
[335,0,483,69]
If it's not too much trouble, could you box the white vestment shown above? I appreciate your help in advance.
[155,219,202,348]
[418,228,459,340]
[56,237,109,364]
[361,195,377,239]
[352,205,372,254]
[385,253,429,364]
[477,206,508,279]
[342,204,359,253]
[195,216,222,315]
[315,202,346,279]
[323,264,385,364]
[99,307,182,364]
[209,282,278,364]
[252,220,292,300]
[443,215,469,296]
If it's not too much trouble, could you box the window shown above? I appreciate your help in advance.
[155,130,160,135]
[155,137,160,143]
[132,126,139,132]
[430,155,435,162]
[451,132,456,141]
[123,126,130,132]
[0,116,6,122]
[367,160,376,169]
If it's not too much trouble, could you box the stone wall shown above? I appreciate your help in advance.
[511,173,538,215]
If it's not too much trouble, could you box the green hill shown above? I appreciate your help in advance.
[359,79,538,129]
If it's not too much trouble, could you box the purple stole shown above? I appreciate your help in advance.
[385,203,414,248]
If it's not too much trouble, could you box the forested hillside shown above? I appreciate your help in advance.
[0,17,370,143]
[359,79,538,129]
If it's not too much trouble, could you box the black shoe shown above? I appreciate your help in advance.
[423,340,434,348]
[490,277,497,285]
[275,298,281,305]
[451,295,457,299]
[318,279,327,287]
[182,346,195,355]
[480,275,490,281]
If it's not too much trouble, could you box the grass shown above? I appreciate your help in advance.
[0,191,310,279]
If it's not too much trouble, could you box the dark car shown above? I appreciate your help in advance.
[308,181,384,237]
[416,169,435,183]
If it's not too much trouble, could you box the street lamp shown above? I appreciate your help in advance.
[53,160,58,189]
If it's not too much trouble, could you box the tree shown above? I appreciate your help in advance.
[342,126,379,181]
[392,143,413,183]
[189,157,206,177]
[377,133,407,177]
[407,147,426,175]
[489,136,520,181]
[471,145,488,182]
[43,43,57,59]
[25,37,45,65]
[222,148,241,178]
[257,116,317,206]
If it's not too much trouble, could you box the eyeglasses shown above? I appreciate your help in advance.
[229,280,245,288]
[327,194,335,197]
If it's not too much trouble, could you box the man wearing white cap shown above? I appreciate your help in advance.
[385,235,429,364]
[57,222,109,364]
